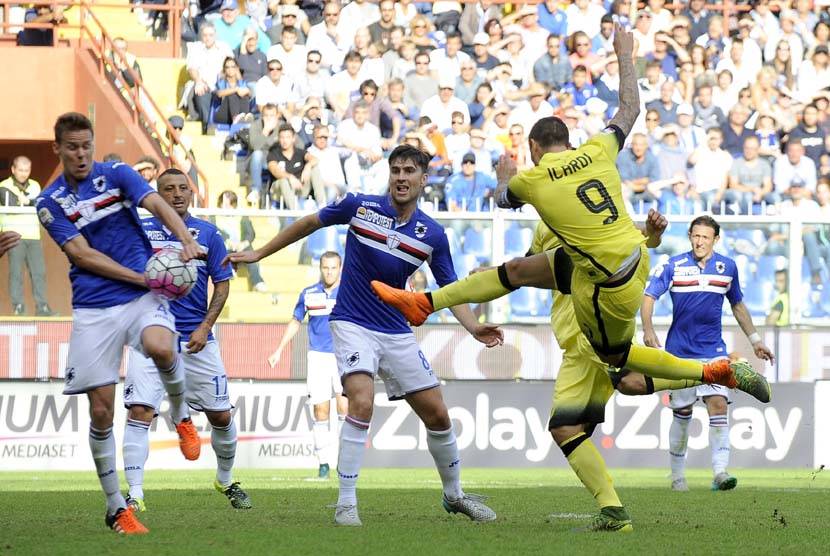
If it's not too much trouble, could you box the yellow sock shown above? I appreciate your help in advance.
[431,267,510,311]
[562,433,621,509]
[625,344,703,381]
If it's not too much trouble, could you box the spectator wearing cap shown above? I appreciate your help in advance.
[456,59,484,105]
[692,85,725,131]
[185,22,233,135]
[307,2,350,72]
[617,132,661,210]
[561,65,597,114]
[509,82,554,134]
[680,0,711,43]
[797,45,830,98]
[255,58,299,120]
[404,51,439,112]
[688,127,733,210]
[646,81,681,125]
[471,32,500,76]
[651,124,688,181]
[723,135,774,214]
[508,5,550,63]
[787,103,828,171]
[632,10,655,58]
[430,31,472,80]
[721,104,754,158]
[235,28,268,97]
[267,5,307,45]
[445,152,496,211]
[267,26,307,82]
[215,0,270,52]
[326,50,365,121]
[537,0,567,37]
[774,140,819,201]
[565,0,605,39]
[592,14,615,55]
[675,103,705,156]
[581,97,609,137]
[459,1,503,47]
[533,34,573,91]
[421,77,471,133]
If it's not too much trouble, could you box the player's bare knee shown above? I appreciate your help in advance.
[616,372,647,395]
[127,405,155,423]
[422,411,451,431]
[550,424,584,447]
[89,403,114,428]
[313,401,331,421]
[705,395,728,415]
[146,345,175,369]
[206,410,231,428]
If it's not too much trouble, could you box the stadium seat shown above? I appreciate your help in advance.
[305,226,341,264]
[509,287,543,317]
[462,225,491,266]
[504,223,532,258]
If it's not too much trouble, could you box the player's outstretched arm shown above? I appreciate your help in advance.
[142,192,201,262]
[607,23,640,140]
[0,231,21,257]
[640,295,662,348]
[448,304,504,348]
[732,301,776,364]
[63,235,147,287]
[268,318,302,367]
[223,213,325,267]
[187,279,230,354]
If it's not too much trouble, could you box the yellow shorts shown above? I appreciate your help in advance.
[543,249,615,430]
[570,245,650,356]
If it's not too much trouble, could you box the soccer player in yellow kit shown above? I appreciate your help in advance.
[372,24,771,404]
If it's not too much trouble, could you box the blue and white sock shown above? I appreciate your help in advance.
[123,418,151,500]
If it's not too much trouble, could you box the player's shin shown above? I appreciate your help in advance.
[123,419,151,501]
[157,356,189,423]
[560,432,622,509]
[211,418,237,487]
[709,413,730,476]
[669,411,691,480]
[312,419,333,466]
[431,265,515,311]
[623,344,704,380]
[90,425,127,513]
[426,427,464,500]
[337,417,370,507]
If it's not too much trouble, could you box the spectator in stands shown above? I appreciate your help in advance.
[245,103,281,207]
[651,124,688,182]
[669,16,693,53]
[385,77,415,130]
[268,26,307,82]
[617,133,660,210]
[610,0,633,31]
[469,83,496,128]
[505,124,531,171]
[638,59,667,106]
[339,0,380,44]
[755,111,782,163]
[681,0,711,43]
[214,57,254,125]
[695,15,730,65]
[344,80,401,151]
[778,182,828,285]
[647,29,688,82]
[643,109,662,146]
[817,177,830,217]
[267,124,324,209]
[403,51,438,111]
[19,3,66,46]
[767,11,805,70]
[561,106,588,148]
[484,18,504,50]
[255,59,298,120]
[712,70,740,115]
[594,54,620,111]
[445,152,495,212]
[561,65,597,114]
[102,152,123,163]
[567,32,600,80]
[295,97,325,149]
[306,124,346,202]
[421,77,470,133]
[692,84,725,131]
[215,190,266,292]
[214,0,269,52]
[337,101,388,194]
[536,0,567,37]
[430,31,472,80]
[460,1,502,46]
[646,81,680,125]
[381,26,406,77]
[368,1,396,51]
[509,5,550,63]
[444,112,471,165]
[724,135,774,215]
[655,173,701,217]
[565,0,605,38]
[185,22,233,135]
[485,102,513,147]
[509,82,554,135]
[765,268,789,327]
[267,4,307,45]
[688,127,733,210]
[592,14,615,55]
[326,50,365,122]
[471,32,499,78]
[393,0,417,28]
[715,38,754,91]
[632,9,655,59]
[294,49,330,104]
[773,139,818,201]
[235,28,268,98]
[307,2,349,72]
[646,0,673,32]
[165,115,199,188]
[455,59,483,105]
[799,43,830,98]
[689,44,716,90]
[788,103,829,172]
[462,127,499,178]
[766,39,796,91]
[675,103,705,157]
[0,156,55,316]
[721,105,754,158]
[419,117,453,178]
[133,156,161,190]
[533,34,573,91]
[769,87,800,134]
[581,97,609,137]
[409,13,439,53]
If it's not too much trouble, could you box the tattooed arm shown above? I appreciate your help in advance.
[608,23,640,141]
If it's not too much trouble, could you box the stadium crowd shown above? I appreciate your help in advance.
[139,0,830,217]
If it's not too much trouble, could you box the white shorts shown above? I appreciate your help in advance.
[63,293,176,395]
[124,340,233,413]
[667,357,732,409]
[329,320,439,401]
[306,350,342,405]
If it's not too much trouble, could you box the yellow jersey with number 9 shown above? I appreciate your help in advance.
[508,128,645,283]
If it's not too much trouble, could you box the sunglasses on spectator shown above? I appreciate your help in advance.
[462,160,475,165]
[362,91,377,97]
[414,24,426,29]
[269,65,282,71]
[307,58,321,63]
[315,134,329,140]
[576,42,590,47]
[510,131,522,136]
[646,117,659,122]
[284,13,296,18]
[452,120,463,125]
[415,61,429,65]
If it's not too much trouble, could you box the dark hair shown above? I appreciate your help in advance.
[388,144,431,174]
[360,79,378,93]
[445,31,462,42]
[281,25,298,36]
[601,14,614,24]
[136,155,160,169]
[646,59,663,70]
[688,215,720,236]
[320,251,341,263]
[55,112,93,143]
[573,64,587,74]
[158,168,186,180]
[103,152,122,163]
[528,116,570,149]
[344,50,364,63]
[278,123,295,134]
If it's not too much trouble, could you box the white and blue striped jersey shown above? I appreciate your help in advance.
[35,162,154,308]
[141,215,232,341]
[644,251,743,359]
[292,282,339,353]
[318,193,457,334]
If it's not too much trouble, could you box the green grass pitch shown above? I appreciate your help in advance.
[1,468,827,555]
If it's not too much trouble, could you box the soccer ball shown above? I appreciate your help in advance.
[144,249,198,300]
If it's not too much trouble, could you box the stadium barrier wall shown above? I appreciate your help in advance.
[0,381,823,471]
[1,321,829,382]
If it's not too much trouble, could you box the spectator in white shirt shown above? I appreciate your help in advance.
[429,31,471,80]
[306,124,346,201]
[565,0,605,39]
[420,77,471,133]
[688,126,733,210]
[267,26,307,81]
[326,50,365,122]
[306,1,350,72]
[294,49,331,104]
[185,22,233,134]
[337,101,388,194]
[255,59,298,119]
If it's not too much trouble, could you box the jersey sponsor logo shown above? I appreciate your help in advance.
[355,206,393,228]
[360,201,381,208]
[414,221,428,238]
[346,352,360,367]
[37,207,54,226]
[145,230,166,241]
